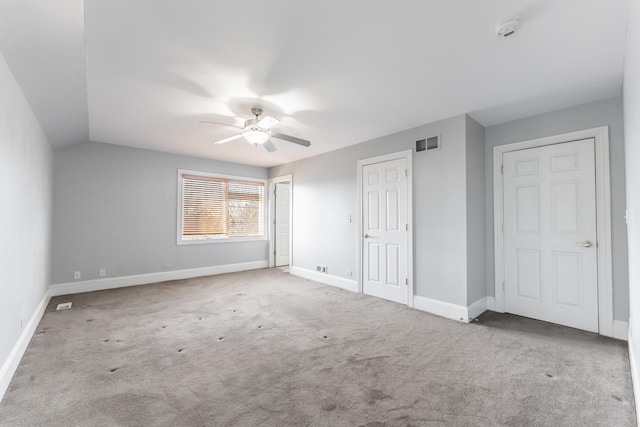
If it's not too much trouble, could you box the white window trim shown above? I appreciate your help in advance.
[176,169,268,245]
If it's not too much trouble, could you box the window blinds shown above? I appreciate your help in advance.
[181,173,264,239]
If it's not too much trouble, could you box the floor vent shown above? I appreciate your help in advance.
[56,302,72,310]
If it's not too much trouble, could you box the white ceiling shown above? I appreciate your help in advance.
[0,0,88,149]
[0,0,629,167]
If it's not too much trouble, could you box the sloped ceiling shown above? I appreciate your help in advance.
[0,0,89,149]
[0,0,629,167]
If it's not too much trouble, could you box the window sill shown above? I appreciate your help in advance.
[177,236,267,246]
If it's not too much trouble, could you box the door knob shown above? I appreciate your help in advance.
[579,241,593,248]
[363,233,370,238]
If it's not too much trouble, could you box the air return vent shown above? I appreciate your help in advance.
[56,302,72,310]
[416,135,440,152]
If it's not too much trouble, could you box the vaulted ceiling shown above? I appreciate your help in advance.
[0,0,629,167]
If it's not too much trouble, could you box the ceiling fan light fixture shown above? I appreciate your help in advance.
[244,129,269,144]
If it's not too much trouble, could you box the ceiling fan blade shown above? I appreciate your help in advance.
[200,120,244,129]
[213,134,244,144]
[271,132,311,147]
[263,139,278,152]
[257,115,279,129]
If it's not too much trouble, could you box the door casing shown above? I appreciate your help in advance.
[357,150,414,308]
[493,126,613,337]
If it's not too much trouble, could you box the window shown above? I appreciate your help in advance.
[178,170,266,244]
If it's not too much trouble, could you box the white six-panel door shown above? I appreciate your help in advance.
[274,182,290,267]
[362,158,408,305]
[503,138,598,332]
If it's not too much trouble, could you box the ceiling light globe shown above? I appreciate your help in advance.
[244,130,269,144]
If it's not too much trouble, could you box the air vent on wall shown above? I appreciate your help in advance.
[416,135,440,152]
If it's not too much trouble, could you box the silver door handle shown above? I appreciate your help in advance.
[579,241,593,248]
[363,233,370,238]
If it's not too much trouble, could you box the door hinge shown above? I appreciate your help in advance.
[273,220,276,225]
[274,189,277,195]
[501,164,504,174]
[502,223,505,232]
[502,281,505,291]
[405,169,408,177]
[405,278,408,285]
[405,224,408,231]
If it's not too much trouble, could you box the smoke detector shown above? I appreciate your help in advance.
[495,19,521,37]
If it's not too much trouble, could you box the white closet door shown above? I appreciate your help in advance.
[362,158,408,305]
[503,138,598,332]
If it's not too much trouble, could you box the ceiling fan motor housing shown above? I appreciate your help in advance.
[244,118,261,130]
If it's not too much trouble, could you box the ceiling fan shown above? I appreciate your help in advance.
[200,107,311,152]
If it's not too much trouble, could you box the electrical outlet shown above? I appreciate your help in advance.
[346,269,352,277]
[316,266,327,274]
[99,268,106,277]
[73,271,81,280]
[163,262,172,269]
[347,215,352,223]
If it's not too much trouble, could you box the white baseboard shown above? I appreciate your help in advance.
[413,296,470,323]
[413,296,491,323]
[289,266,358,293]
[486,296,496,311]
[289,267,490,325]
[51,261,269,296]
[468,297,489,320]
[613,320,629,341]
[0,288,51,403]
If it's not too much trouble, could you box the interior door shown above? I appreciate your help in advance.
[274,182,290,267]
[503,138,598,332]
[362,158,408,305]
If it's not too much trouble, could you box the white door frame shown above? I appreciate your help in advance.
[493,126,613,337]
[268,174,293,268]
[357,150,414,307]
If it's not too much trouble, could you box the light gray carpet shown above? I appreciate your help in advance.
[0,268,635,426]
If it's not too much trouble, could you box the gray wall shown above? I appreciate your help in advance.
[483,96,629,321]
[623,0,640,398]
[0,50,53,377]
[466,116,486,304]
[271,114,478,307]
[52,142,269,283]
